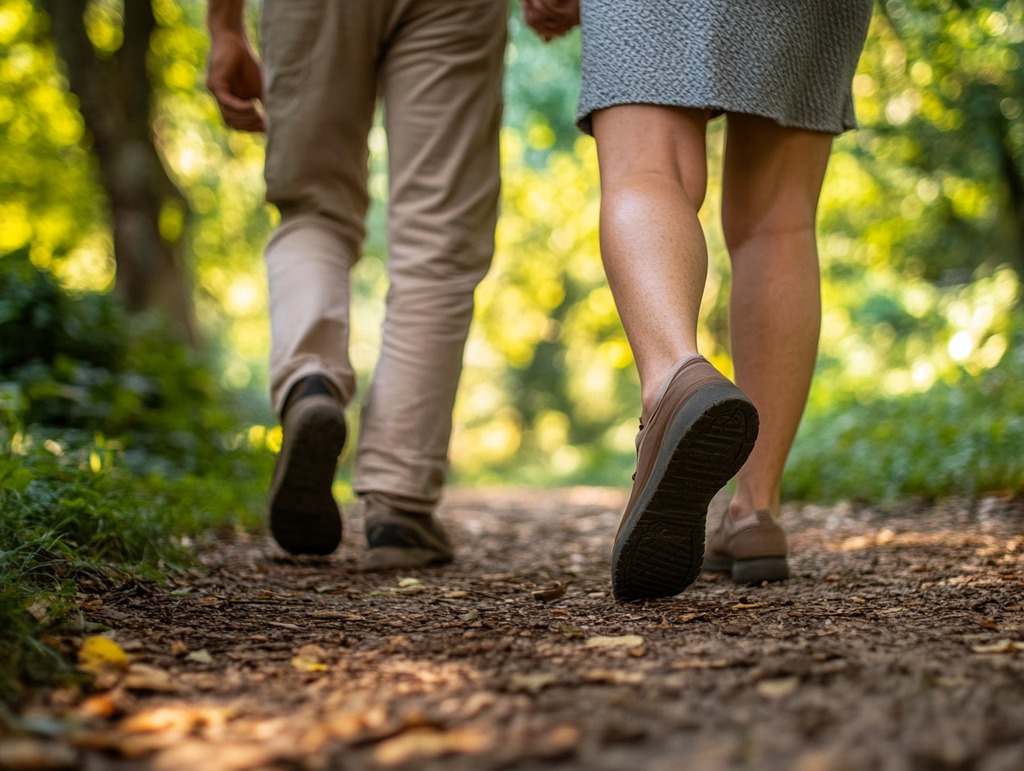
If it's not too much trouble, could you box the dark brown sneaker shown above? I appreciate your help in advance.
[268,375,346,556]
[363,496,455,570]
[704,509,789,584]
[612,356,759,602]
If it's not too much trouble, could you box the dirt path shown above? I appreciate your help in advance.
[6,489,1024,770]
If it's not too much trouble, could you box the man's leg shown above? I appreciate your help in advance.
[353,0,507,566]
[260,0,384,554]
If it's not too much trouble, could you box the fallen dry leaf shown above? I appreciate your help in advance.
[372,727,492,765]
[529,724,581,760]
[123,663,180,693]
[582,668,645,685]
[678,612,709,623]
[187,649,214,665]
[27,598,53,622]
[121,706,199,734]
[291,655,329,673]
[731,602,767,610]
[757,677,800,699]
[671,659,733,671]
[531,582,567,602]
[111,730,186,758]
[508,672,557,694]
[76,692,119,719]
[970,639,1024,654]
[78,635,130,674]
[584,634,644,649]
[169,640,189,657]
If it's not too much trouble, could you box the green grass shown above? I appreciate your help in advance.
[0,430,272,705]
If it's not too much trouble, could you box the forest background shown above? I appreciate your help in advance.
[1,0,1022,702]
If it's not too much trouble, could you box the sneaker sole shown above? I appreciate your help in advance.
[612,381,759,602]
[268,398,346,556]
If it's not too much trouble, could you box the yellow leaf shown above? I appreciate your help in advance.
[78,635,129,673]
[291,655,328,673]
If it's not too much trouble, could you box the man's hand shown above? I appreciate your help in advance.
[522,0,580,42]
[206,24,264,133]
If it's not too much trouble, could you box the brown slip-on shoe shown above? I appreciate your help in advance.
[704,509,789,584]
[612,356,759,602]
[362,496,455,570]
[268,375,346,556]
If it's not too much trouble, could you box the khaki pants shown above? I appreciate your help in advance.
[260,0,507,512]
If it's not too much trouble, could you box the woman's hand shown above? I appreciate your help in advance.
[522,0,580,42]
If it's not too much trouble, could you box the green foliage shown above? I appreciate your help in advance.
[0,0,101,274]
[504,8,581,156]
[786,337,1024,502]
[825,0,1024,282]
[0,251,272,704]
[0,248,254,468]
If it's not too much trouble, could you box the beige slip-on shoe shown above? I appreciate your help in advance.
[704,509,789,584]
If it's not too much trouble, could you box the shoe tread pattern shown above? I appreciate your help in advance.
[269,398,346,556]
[613,392,758,601]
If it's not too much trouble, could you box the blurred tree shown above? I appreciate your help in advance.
[833,0,1024,284]
[36,0,195,341]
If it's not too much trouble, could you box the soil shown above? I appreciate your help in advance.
[4,488,1024,771]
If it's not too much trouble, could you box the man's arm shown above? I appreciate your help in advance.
[206,0,265,132]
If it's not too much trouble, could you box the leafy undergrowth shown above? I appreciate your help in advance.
[0,436,271,706]
[786,344,1024,503]
[0,252,272,706]
[465,337,1024,506]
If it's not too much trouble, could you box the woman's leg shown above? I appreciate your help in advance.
[593,105,761,601]
[591,105,712,411]
[720,113,834,520]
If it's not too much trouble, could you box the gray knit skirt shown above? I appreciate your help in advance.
[577,0,874,136]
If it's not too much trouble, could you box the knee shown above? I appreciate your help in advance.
[720,198,818,254]
[604,168,707,221]
[391,241,493,288]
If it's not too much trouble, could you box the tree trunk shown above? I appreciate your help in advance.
[998,115,1024,285]
[40,0,196,344]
